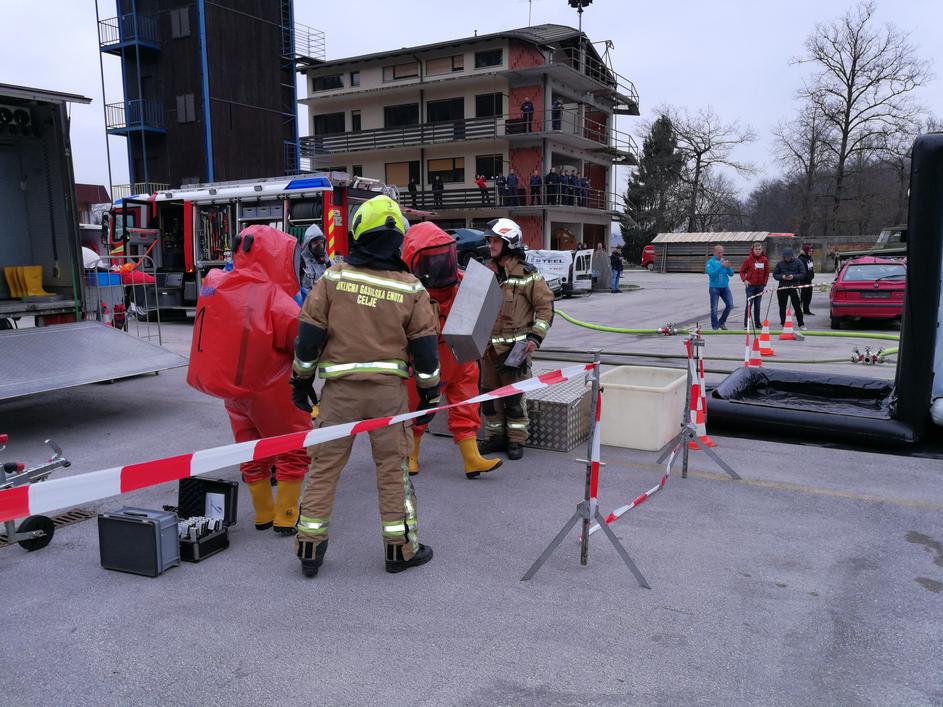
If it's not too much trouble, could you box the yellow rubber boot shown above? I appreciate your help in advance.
[408,433,422,476]
[4,267,23,298]
[21,266,54,297]
[247,479,275,530]
[13,267,29,298]
[273,478,303,535]
[458,437,502,479]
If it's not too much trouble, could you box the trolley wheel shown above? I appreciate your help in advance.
[17,515,54,552]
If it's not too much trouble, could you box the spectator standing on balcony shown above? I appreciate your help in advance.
[530,170,542,205]
[545,167,559,205]
[520,96,534,133]
[551,97,563,131]
[408,177,418,209]
[432,175,444,209]
[507,170,520,207]
[495,172,507,206]
[475,174,490,205]
[579,174,589,207]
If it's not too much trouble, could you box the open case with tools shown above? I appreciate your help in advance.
[168,478,239,563]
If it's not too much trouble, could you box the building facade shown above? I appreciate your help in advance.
[299,24,639,249]
[98,0,324,195]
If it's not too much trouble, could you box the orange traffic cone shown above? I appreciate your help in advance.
[688,396,716,449]
[759,320,775,356]
[779,308,797,341]
[749,337,762,367]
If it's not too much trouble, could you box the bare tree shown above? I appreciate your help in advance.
[774,103,833,237]
[797,0,932,236]
[659,105,756,231]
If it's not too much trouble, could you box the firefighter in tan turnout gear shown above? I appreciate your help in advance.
[478,218,555,461]
[289,195,441,577]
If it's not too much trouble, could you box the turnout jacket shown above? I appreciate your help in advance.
[488,256,555,355]
[299,262,437,383]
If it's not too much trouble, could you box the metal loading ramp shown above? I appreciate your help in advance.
[0,322,187,401]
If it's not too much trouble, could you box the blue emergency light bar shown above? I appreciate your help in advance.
[285,177,332,190]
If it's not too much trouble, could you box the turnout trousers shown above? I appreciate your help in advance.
[296,377,419,560]
[480,346,530,444]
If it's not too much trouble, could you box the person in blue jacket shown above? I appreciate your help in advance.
[706,244,735,330]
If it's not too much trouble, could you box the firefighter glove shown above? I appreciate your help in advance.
[290,373,318,413]
[416,387,441,426]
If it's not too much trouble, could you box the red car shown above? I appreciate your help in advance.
[829,256,906,329]
[641,244,655,270]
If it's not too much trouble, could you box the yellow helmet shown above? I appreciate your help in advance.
[351,195,407,242]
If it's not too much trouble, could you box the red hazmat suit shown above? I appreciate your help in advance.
[402,223,480,441]
[187,225,311,482]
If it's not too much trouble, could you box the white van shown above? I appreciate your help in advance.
[525,249,594,297]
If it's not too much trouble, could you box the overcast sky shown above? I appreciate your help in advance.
[2,0,940,196]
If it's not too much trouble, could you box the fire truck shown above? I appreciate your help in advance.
[101,173,398,311]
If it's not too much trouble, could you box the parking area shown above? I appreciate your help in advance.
[0,272,939,705]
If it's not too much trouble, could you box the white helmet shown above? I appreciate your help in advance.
[484,218,524,253]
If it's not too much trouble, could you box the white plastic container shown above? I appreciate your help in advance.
[599,366,687,451]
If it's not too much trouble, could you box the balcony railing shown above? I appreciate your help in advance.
[550,48,640,115]
[403,185,624,213]
[105,100,166,132]
[294,22,326,62]
[301,110,638,164]
[112,183,170,200]
[98,13,160,50]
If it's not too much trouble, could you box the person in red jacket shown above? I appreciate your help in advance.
[401,222,502,479]
[187,225,312,533]
[739,241,770,331]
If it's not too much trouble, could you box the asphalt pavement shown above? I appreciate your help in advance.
[0,272,939,706]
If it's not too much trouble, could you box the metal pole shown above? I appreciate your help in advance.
[579,349,601,566]
[681,336,692,478]
[94,0,115,200]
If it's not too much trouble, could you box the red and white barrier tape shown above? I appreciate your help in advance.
[0,363,595,524]
[589,389,602,499]
[587,442,677,536]
[746,282,816,302]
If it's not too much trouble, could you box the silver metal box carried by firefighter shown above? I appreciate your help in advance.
[524,372,591,452]
[442,258,502,363]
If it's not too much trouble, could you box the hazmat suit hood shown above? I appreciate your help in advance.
[232,225,301,297]
[301,224,329,290]
[402,221,459,310]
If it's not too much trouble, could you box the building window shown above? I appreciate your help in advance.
[351,110,362,132]
[176,94,195,123]
[428,157,464,184]
[313,112,345,135]
[383,103,419,128]
[475,154,503,179]
[426,97,464,123]
[352,164,363,177]
[170,8,190,38]
[475,93,503,118]
[474,49,502,68]
[385,160,420,186]
[427,54,464,76]
[382,62,419,82]
[312,74,343,92]
[350,70,360,87]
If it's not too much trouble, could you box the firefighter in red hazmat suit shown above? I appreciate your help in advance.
[187,225,312,533]
[402,222,502,479]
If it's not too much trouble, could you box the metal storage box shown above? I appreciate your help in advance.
[525,372,591,452]
[442,258,502,362]
[98,507,180,577]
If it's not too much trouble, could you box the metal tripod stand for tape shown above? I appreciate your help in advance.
[659,331,741,481]
[521,351,650,588]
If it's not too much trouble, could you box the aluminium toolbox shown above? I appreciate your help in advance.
[524,370,591,452]
[98,507,180,577]
[174,478,237,563]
